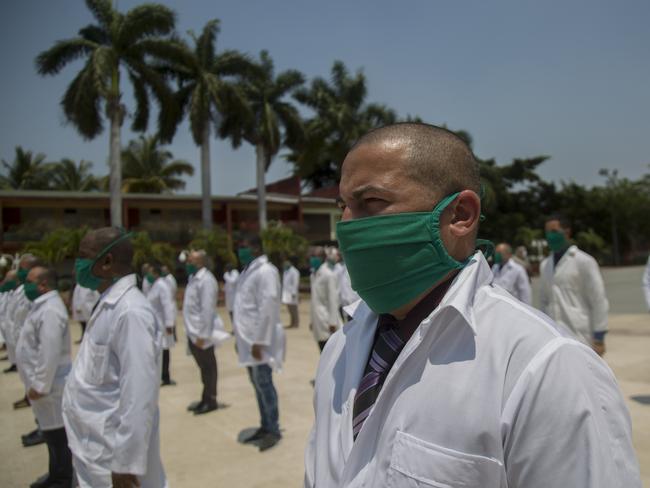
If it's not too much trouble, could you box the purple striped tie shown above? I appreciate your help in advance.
[352,318,404,440]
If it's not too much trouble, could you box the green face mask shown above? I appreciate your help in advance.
[75,232,132,291]
[546,230,568,252]
[186,263,198,276]
[1,280,17,292]
[145,273,156,284]
[17,268,28,284]
[309,257,323,270]
[494,252,503,265]
[24,281,41,302]
[238,247,254,266]
[337,192,488,314]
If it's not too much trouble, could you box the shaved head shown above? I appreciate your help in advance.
[28,266,57,290]
[81,227,133,267]
[350,123,480,200]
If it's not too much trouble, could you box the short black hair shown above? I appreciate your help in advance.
[240,233,263,251]
[32,266,57,289]
[350,122,481,199]
[545,213,571,229]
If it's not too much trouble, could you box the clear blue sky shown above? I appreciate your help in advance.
[1,0,648,195]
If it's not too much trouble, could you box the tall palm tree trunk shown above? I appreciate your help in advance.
[200,124,213,230]
[108,103,122,228]
[255,144,268,230]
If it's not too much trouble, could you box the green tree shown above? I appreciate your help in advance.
[119,134,193,193]
[161,19,256,230]
[0,146,52,190]
[189,227,237,267]
[35,0,180,226]
[23,227,89,264]
[261,221,309,268]
[51,158,99,191]
[220,50,305,229]
[288,61,396,189]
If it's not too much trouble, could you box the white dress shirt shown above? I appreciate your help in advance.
[15,290,71,430]
[223,269,240,312]
[539,245,609,344]
[232,255,284,368]
[305,252,640,488]
[310,263,342,342]
[282,265,300,305]
[182,267,218,348]
[62,274,166,486]
[147,278,176,350]
[72,284,100,322]
[491,258,532,305]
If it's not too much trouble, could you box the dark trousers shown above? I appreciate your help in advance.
[188,339,217,406]
[42,427,73,485]
[247,364,280,435]
[161,349,171,383]
[287,304,299,328]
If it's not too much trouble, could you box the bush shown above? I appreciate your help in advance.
[23,227,89,264]
[575,228,609,264]
[261,221,309,268]
[189,227,237,268]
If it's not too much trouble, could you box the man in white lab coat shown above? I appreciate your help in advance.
[310,247,342,351]
[147,262,177,386]
[337,257,360,321]
[141,262,152,297]
[0,270,19,355]
[233,234,284,452]
[223,263,239,323]
[643,255,650,311]
[491,242,532,305]
[305,123,640,487]
[281,258,300,328]
[161,265,178,341]
[71,283,100,344]
[16,266,73,488]
[183,250,220,415]
[540,214,610,355]
[62,227,166,488]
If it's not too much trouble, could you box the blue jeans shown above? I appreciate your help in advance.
[247,364,280,435]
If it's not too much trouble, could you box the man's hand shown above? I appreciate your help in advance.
[27,388,44,401]
[166,327,174,335]
[251,344,263,361]
[111,473,140,488]
[195,338,206,348]
[592,341,606,357]
[329,325,337,334]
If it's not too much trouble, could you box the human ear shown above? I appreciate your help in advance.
[448,190,481,238]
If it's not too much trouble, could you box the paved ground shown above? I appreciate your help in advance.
[0,266,648,487]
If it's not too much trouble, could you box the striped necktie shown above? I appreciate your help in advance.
[352,315,403,440]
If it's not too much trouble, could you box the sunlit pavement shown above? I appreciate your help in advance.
[1,266,648,486]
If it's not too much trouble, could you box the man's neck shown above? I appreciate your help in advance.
[388,270,459,320]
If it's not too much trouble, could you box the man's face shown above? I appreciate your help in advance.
[79,235,113,279]
[545,219,569,238]
[338,141,434,221]
[495,244,512,261]
[26,268,47,295]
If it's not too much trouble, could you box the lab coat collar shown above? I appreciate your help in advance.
[97,274,137,307]
[192,267,207,280]
[32,290,58,307]
[244,255,269,274]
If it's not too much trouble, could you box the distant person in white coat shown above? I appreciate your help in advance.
[183,250,220,415]
[492,242,532,305]
[0,270,19,354]
[336,254,360,321]
[540,214,610,356]
[310,247,342,352]
[162,264,178,341]
[281,258,300,328]
[147,262,177,386]
[643,255,650,311]
[233,234,284,452]
[223,263,239,323]
[141,262,152,297]
[71,283,100,344]
[16,266,73,488]
[63,227,166,488]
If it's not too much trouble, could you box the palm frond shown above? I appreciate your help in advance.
[61,63,104,139]
[197,19,220,69]
[35,38,97,75]
[85,0,114,30]
[129,71,150,132]
[118,3,176,47]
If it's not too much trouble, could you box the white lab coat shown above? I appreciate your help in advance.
[643,255,650,311]
[282,265,300,305]
[15,290,71,430]
[539,245,609,345]
[491,259,532,305]
[232,255,285,369]
[71,284,100,322]
[338,263,360,308]
[223,269,239,312]
[141,276,152,297]
[0,292,8,345]
[5,285,31,364]
[305,252,640,488]
[310,263,343,342]
[164,273,178,299]
[147,278,176,350]
[62,274,166,487]
[182,267,218,349]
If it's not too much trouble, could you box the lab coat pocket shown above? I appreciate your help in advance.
[388,431,504,488]
[82,340,110,386]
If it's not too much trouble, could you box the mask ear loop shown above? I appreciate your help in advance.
[476,184,493,258]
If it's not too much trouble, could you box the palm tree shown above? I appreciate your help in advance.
[289,61,396,189]
[51,159,99,191]
[120,134,193,193]
[160,19,255,229]
[35,0,180,226]
[0,146,52,190]
[220,50,305,229]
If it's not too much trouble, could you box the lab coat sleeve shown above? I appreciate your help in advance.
[30,309,66,394]
[198,277,217,339]
[162,283,176,329]
[304,426,316,488]
[503,340,641,488]
[539,261,550,314]
[642,257,650,311]
[580,256,609,335]
[516,267,532,305]
[110,309,160,475]
[250,267,280,346]
[327,272,340,326]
